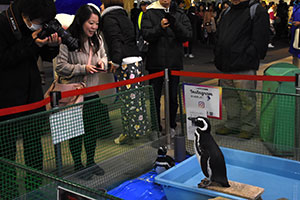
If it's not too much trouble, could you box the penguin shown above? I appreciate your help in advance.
[154,146,175,174]
[193,116,230,188]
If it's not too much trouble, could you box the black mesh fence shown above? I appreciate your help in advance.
[0,85,162,198]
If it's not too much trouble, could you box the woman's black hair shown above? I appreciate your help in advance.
[68,4,101,54]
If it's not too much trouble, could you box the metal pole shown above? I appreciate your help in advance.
[50,91,63,176]
[174,83,186,162]
[164,68,171,149]
[295,73,300,160]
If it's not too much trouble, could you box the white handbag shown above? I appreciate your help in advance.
[293,28,300,50]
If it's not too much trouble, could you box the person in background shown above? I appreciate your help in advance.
[142,0,192,136]
[185,3,197,58]
[137,0,151,62]
[0,0,61,198]
[101,0,150,145]
[268,2,277,48]
[203,3,217,45]
[289,0,300,68]
[56,4,108,180]
[216,0,230,26]
[130,0,141,38]
[196,3,205,43]
[214,0,269,139]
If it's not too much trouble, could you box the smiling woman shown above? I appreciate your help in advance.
[55,4,113,179]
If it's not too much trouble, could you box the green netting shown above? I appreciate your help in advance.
[0,85,162,197]
[0,157,120,200]
[178,82,300,161]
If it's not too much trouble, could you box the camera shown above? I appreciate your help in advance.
[38,19,79,51]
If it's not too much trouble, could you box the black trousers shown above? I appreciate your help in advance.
[69,95,112,169]
[148,70,179,131]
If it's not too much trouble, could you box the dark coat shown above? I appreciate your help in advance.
[0,3,59,121]
[141,2,192,71]
[214,0,269,72]
[101,6,140,66]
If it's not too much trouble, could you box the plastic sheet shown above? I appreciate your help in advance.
[108,171,167,200]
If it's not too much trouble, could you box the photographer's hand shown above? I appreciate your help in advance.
[32,30,61,47]
[47,32,62,47]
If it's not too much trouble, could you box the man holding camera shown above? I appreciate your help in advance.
[0,0,61,198]
[141,0,192,135]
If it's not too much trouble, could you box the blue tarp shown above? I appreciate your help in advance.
[108,170,167,200]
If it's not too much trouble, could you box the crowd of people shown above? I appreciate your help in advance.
[131,0,293,49]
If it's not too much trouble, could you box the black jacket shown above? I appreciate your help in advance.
[0,2,59,121]
[214,0,269,72]
[101,6,140,66]
[141,1,192,71]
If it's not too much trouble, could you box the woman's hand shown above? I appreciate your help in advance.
[85,65,100,74]
[96,60,105,71]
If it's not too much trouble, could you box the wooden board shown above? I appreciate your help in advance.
[206,180,264,200]
[209,197,231,200]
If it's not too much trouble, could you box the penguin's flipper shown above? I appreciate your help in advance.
[166,155,176,167]
[200,152,209,178]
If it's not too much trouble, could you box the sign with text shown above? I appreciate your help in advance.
[183,83,222,140]
[57,186,96,200]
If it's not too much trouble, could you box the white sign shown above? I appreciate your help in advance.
[183,83,222,140]
[50,106,85,144]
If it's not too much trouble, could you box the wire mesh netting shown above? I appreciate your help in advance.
[0,157,120,200]
[179,83,300,161]
[0,85,163,198]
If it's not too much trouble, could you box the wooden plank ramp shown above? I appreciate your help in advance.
[207,180,264,200]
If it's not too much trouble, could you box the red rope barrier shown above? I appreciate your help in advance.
[0,98,50,117]
[0,71,164,117]
[0,70,296,117]
[171,70,296,82]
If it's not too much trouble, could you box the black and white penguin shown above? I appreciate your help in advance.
[193,117,230,188]
[154,146,175,174]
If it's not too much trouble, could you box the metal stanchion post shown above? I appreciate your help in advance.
[50,91,63,176]
[174,84,186,162]
[295,73,300,160]
[164,68,171,149]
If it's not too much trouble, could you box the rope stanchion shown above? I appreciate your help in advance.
[0,71,164,117]
[171,70,296,82]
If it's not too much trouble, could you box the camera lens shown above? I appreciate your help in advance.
[38,19,79,51]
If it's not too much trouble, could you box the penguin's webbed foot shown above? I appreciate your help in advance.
[197,178,211,188]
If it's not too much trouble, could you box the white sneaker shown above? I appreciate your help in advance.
[170,128,176,138]
[184,54,188,58]
[189,54,194,58]
[268,43,274,48]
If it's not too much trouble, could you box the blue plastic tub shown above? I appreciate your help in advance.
[155,147,300,200]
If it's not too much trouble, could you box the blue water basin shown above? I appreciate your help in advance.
[155,147,300,200]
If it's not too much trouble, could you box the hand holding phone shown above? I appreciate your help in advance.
[96,61,106,72]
